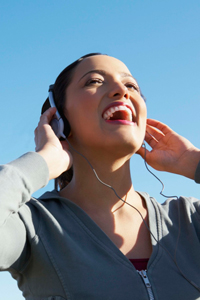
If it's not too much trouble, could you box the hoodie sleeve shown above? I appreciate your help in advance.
[0,152,49,270]
[195,161,200,184]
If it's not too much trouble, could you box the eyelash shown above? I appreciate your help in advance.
[125,82,140,92]
[85,78,103,86]
[85,78,140,93]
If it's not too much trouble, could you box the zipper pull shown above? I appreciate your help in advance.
[138,270,155,300]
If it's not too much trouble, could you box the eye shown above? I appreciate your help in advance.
[125,82,140,92]
[85,78,103,86]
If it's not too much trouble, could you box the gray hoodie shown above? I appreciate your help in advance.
[1,152,200,300]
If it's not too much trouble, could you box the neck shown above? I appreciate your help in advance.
[59,150,141,214]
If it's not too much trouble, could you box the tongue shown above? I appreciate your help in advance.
[110,110,131,121]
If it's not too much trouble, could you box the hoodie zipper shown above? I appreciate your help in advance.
[137,270,155,300]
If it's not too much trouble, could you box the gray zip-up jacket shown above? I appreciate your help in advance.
[1,152,200,300]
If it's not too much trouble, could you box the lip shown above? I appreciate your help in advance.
[102,101,136,124]
[104,119,136,125]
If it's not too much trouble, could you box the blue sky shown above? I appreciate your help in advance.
[0,1,200,299]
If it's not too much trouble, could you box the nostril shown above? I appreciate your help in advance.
[113,92,121,97]
[124,92,129,99]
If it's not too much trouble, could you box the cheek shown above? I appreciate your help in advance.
[65,98,99,137]
[142,110,147,136]
[136,100,147,140]
[140,99,147,121]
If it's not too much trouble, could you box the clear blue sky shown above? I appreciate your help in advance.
[0,1,200,299]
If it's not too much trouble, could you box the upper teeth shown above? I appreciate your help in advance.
[103,105,135,121]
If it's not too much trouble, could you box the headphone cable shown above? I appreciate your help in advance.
[65,138,200,292]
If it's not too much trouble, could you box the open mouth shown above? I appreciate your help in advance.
[102,103,136,123]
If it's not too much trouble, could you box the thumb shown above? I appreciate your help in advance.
[60,140,73,169]
[136,143,146,159]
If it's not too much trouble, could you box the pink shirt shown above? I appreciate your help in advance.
[129,258,149,271]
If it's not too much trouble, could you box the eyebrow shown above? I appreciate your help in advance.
[79,69,138,84]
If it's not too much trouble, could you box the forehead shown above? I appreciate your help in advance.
[73,55,132,80]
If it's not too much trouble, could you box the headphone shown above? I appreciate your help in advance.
[48,85,71,139]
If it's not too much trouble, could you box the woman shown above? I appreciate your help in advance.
[1,53,200,300]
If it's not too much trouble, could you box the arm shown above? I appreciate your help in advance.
[0,108,72,270]
[137,119,200,181]
[0,152,49,269]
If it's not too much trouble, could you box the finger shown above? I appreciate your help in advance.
[39,107,57,126]
[144,131,158,149]
[146,124,165,142]
[136,145,145,158]
[60,140,70,152]
[136,144,150,160]
[147,119,173,135]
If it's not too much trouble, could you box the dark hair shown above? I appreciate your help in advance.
[41,53,103,190]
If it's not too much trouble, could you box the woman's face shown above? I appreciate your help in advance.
[64,55,147,156]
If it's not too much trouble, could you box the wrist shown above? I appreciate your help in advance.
[37,149,55,181]
[36,146,72,181]
[179,148,200,180]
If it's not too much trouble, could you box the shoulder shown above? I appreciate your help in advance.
[139,191,200,225]
[26,190,78,222]
[161,196,200,219]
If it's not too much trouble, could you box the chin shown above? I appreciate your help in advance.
[101,134,142,157]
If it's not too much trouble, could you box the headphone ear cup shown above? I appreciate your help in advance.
[50,118,61,138]
[50,115,71,139]
[48,87,71,139]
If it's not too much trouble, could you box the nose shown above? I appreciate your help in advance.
[108,81,129,100]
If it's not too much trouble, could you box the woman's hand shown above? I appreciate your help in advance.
[137,119,200,180]
[35,107,73,180]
